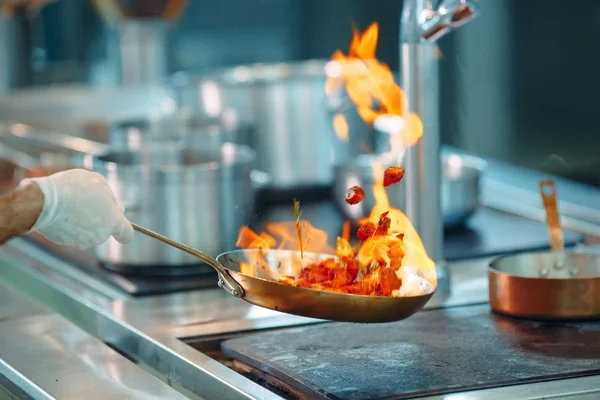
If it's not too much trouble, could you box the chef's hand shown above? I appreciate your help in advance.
[20,169,134,250]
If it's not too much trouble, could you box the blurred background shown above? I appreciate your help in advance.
[2,0,599,186]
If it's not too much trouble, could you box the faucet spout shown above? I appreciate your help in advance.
[421,0,479,41]
[400,0,478,263]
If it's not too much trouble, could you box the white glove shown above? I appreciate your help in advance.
[21,169,134,250]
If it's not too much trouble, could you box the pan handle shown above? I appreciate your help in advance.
[4,123,110,156]
[130,223,245,298]
[539,180,564,253]
[0,142,74,182]
[0,142,39,171]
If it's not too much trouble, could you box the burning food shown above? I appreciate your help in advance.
[236,202,435,298]
[345,185,366,205]
[344,167,404,207]
[357,221,376,241]
[383,166,405,187]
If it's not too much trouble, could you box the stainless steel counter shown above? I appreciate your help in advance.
[0,282,192,400]
[1,151,600,399]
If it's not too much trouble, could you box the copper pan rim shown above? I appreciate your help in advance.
[488,250,600,320]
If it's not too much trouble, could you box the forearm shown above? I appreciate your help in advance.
[0,181,43,245]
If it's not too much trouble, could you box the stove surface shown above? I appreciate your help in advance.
[222,304,600,400]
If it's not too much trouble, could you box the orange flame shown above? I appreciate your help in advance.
[236,221,336,279]
[333,113,349,142]
[341,221,351,242]
[236,227,277,276]
[333,23,435,286]
[359,182,436,287]
[326,22,423,148]
[236,22,436,294]
[265,221,334,254]
[236,226,277,250]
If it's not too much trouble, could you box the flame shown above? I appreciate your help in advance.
[344,160,436,286]
[235,22,436,293]
[237,222,335,255]
[326,22,423,148]
[236,226,277,276]
[236,226,277,250]
[333,113,349,142]
[341,221,351,242]
[359,182,436,287]
[236,222,335,278]
[328,23,435,287]
[266,221,334,254]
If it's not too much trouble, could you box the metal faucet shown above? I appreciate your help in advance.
[92,0,188,85]
[113,18,170,85]
[401,0,478,262]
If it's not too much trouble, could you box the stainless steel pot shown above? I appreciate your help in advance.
[332,151,486,228]
[172,60,375,191]
[86,141,260,275]
[107,111,235,153]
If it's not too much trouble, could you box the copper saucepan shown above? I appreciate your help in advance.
[131,223,435,323]
[488,180,600,320]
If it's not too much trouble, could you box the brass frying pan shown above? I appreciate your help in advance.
[488,180,600,320]
[131,223,435,323]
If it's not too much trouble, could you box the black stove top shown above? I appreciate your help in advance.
[222,304,600,399]
[27,202,583,297]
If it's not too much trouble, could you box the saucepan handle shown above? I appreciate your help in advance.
[4,123,109,156]
[0,123,108,173]
[130,223,245,298]
[539,180,564,253]
[0,142,75,182]
[0,143,39,171]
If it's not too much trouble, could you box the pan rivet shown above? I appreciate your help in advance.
[539,267,549,277]
[218,279,224,287]
[232,290,239,296]
[569,268,579,276]
[554,260,565,269]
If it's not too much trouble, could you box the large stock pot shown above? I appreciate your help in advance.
[172,60,375,193]
[86,141,261,275]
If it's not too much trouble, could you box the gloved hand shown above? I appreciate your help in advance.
[20,169,134,250]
